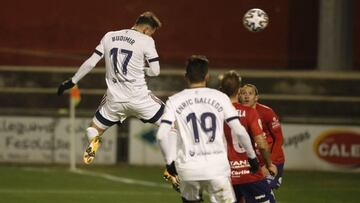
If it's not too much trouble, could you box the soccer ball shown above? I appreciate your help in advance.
[243,8,269,32]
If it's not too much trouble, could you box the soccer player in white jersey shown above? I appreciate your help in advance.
[157,55,260,203]
[57,11,166,164]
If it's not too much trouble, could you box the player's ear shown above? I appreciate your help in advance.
[142,26,148,34]
[142,25,150,34]
[143,25,155,36]
[237,87,241,96]
[184,73,190,84]
[205,73,210,82]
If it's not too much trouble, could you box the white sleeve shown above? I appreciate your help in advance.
[157,123,174,164]
[227,119,256,159]
[222,94,239,119]
[144,38,160,76]
[144,61,160,76]
[71,34,106,83]
[156,100,177,164]
[94,32,107,57]
[71,52,102,83]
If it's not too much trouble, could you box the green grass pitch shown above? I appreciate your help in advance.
[0,164,359,203]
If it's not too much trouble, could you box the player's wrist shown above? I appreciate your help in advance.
[68,78,75,85]
[166,161,177,176]
[248,157,259,173]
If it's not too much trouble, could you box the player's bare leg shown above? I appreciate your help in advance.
[83,123,105,164]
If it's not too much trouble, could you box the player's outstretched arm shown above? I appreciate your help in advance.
[71,52,102,83]
[267,112,285,163]
[157,122,181,192]
[157,122,174,164]
[254,134,277,176]
[57,52,102,96]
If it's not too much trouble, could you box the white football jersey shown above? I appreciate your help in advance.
[161,87,239,181]
[95,29,159,102]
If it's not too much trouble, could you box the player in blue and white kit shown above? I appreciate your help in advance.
[157,55,259,203]
[57,11,167,164]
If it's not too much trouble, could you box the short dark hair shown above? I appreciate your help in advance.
[185,55,209,83]
[219,71,242,97]
[135,11,162,29]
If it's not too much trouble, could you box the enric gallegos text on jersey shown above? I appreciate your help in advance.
[162,87,240,181]
[175,96,224,114]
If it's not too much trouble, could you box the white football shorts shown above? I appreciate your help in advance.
[93,92,164,129]
[180,177,236,203]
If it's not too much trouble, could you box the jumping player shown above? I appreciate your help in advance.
[57,11,171,164]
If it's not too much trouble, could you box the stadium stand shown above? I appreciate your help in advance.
[0,66,359,125]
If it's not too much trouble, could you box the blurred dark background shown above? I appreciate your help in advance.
[1,0,358,70]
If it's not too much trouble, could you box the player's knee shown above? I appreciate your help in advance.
[86,127,99,141]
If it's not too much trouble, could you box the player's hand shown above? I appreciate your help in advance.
[57,79,75,96]
[166,161,177,176]
[163,169,180,193]
[263,163,278,177]
[248,157,259,173]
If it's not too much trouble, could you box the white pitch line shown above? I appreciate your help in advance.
[0,189,173,195]
[22,167,52,172]
[21,167,170,189]
[70,168,170,189]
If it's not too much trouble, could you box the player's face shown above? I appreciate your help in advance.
[239,86,258,108]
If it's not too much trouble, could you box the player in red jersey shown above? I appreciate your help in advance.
[239,84,285,190]
[219,71,277,203]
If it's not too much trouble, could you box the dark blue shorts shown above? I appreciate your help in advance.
[233,179,275,203]
[266,163,284,189]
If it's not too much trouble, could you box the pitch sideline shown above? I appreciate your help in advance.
[21,166,170,189]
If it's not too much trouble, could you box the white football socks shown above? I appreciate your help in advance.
[86,127,99,142]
